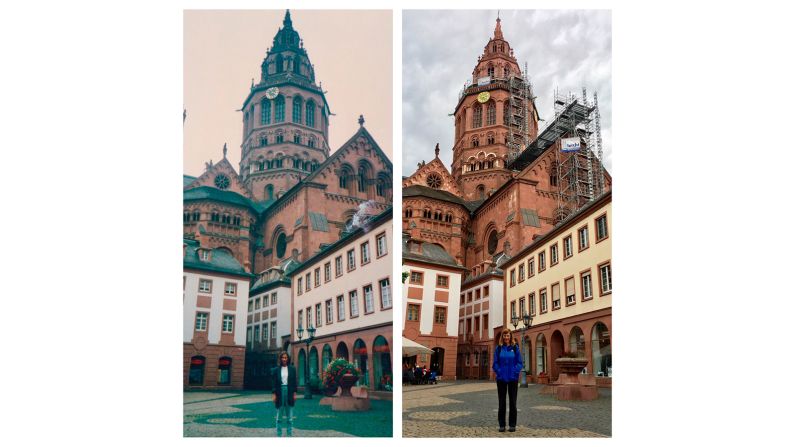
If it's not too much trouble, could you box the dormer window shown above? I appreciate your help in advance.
[199,249,211,261]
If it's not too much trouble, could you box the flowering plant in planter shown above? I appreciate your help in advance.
[322,358,360,392]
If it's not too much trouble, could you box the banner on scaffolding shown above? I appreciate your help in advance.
[477,76,491,86]
[561,137,581,153]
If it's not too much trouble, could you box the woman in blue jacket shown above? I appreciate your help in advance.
[492,329,523,432]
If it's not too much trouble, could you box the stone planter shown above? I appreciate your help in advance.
[553,358,597,401]
[338,373,359,397]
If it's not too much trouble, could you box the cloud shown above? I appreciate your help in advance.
[402,10,612,177]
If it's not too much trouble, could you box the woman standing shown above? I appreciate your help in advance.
[492,329,523,432]
[271,351,297,436]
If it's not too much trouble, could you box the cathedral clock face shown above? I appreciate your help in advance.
[477,91,491,103]
[214,174,230,190]
[265,87,280,99]
[426,173,443,189]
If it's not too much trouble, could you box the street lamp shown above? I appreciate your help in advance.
[296,323,316,399]
[511,312,533,388]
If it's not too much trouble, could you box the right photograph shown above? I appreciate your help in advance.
[401,10,612,438]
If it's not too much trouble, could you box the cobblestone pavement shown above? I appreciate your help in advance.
[403,380,611,438]
[184,390,392,437]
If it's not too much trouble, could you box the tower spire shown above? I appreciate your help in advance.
[494,13,503,40]
[283,9,292,28]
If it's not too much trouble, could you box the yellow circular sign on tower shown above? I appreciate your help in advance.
[477,91,491,103]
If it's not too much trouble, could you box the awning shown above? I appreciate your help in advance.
[402,337,433,356]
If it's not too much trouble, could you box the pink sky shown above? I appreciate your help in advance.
[183,10,392,177]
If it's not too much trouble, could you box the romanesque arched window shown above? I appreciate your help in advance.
[261,98,271,124]
[265,184,274,200]
[275,96,285,122]
[293,133,301,144]
[473,103,482,128]
[477,184,485,199]
[472,136,479,147]
[308,136,315,148]
[487,65,494,78]
[487,133,495,145]
[486,101,496,126]
[306,100,315,128]
[192,210,201,221]
[357,161,373,194]
[260,135,268,147]
[292,96,303,123]
[275,55,283,73]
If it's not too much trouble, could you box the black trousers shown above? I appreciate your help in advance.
[497,380,518,428]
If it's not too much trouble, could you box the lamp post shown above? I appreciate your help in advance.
[511,312,533,388]
[296,323,316,399]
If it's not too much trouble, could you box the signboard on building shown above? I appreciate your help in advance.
[477,76,491,86]
[561,137,581,152]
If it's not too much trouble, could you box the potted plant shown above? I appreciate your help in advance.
[323,358,360,396]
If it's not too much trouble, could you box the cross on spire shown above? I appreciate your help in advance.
[358,114,365,127]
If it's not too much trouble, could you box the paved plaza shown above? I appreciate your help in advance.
[403,380,611,438]
[184,390,392,437]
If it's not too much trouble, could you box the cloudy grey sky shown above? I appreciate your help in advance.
[402,9,612,177]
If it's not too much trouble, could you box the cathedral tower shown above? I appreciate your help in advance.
[239,10,331,203]
[451,17,539,201]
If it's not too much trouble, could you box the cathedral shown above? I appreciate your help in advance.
[401,16,611,381]
[183,11,393,390]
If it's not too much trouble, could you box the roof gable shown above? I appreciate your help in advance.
[304,125,393,185]
[402,146,462,197]
[184,155,253,199]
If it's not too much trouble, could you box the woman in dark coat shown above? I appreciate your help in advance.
[492,329,523,432]
[271,351,298,436]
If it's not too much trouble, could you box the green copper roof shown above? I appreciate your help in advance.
[183,175,197,188]
[183,239,252,277]
[183,186,264,213]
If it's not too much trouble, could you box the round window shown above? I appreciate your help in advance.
[214,174,230,190]
[426,173,442,189]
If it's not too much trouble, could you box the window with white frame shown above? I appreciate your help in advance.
[326,299,333,323]
[361,241,371,264]
[271,292,277,305]
[518,264,525,282]
[540,289,547,313]
[253,325,259,342]
[262,323,268,342]
[316,303,322,327]
[337,295,345,320]
[255,298,261,309]
[263,294,269,307]
[297,278,303,295]
[335,256,343,277]
[297,310,303,328]
[519,297,525,316]
[539,252,546,271]
[347,249,356,271]
[436,275,448,287]
[565,277,576,305]
[349,290,359,317]
[552,283,561,309]
[563,236,573,258]
[528,258,535,276]
[271,321,277,339]
[248,300,253,312]
[324,262,331,282]
[379,278,391,308]
[195,312,208,331]
[600,263,612,294]
[582,271,593,299]
[376,232,387,257]
[551,244,559,265]
[314,268,321,287]
[529,292,536,315]
[596,215,609,241]
[579,226,589,250]
[305,273,311,291]
[306,306,311,328]
[222,315,234,333]
[510,301,516,318]
[363,284,374,313]
[224,282,236,295]
[198,279,212,293]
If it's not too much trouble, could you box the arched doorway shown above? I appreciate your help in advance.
[336,342,349,361]
[297,348,306,386]
[309,346,319,387]
[373,336,392,391]
[591,322,612,377]
[536,334,547,377]
[353,339,369,387]
[189,356,205,385]
[430,347,445,375]
[550,331,565,380]
[322,344,333,373]
[217,356,232,385]
[569,326,586,358]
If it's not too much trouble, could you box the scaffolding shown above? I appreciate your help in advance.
[506,63,533,163]
[553,87,606,220]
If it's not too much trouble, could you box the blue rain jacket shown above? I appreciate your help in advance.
[492,344,523,382]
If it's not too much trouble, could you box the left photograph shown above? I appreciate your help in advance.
[183,10,394,437]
